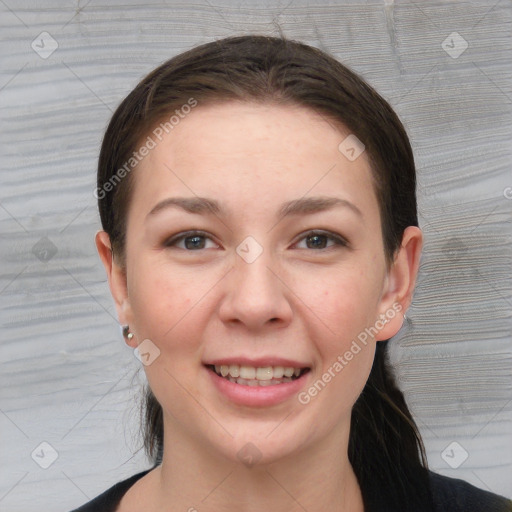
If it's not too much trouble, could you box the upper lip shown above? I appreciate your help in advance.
[203,357,310,368]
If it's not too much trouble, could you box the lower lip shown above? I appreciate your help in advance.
[205,366,310,407]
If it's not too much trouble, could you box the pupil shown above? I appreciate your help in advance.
[185,236,204,249]
[307,234,326,249]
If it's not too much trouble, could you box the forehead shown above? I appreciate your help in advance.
[129,101,379,221]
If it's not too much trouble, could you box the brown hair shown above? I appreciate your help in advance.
[97,35,434,510]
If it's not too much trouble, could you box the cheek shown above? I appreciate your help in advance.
[301,264,382,345]
[301,277,377,412]
[128,264,210,401]
[128,261,204,348]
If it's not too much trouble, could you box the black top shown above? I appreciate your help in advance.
[70,468,512,512]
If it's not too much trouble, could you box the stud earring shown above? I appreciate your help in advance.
[122,324,134,340]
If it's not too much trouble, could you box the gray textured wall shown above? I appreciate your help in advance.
[1,1,511,510]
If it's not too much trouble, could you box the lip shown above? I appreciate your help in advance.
[204,364,311,407]
[202,357,310,368]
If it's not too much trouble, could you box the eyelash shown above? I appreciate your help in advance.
[163,230,348,251]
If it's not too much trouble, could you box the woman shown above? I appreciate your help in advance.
[73,35,511,511]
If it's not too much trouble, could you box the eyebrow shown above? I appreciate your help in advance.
[146,195,363,220]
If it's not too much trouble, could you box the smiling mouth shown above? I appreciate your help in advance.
[206,364,310,386]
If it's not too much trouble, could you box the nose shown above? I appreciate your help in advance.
[218,249,293,331]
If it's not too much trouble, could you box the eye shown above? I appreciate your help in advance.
[293,230,348,250]
[164,231,219,250]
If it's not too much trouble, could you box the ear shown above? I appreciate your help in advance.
[375,226,423,341]
[95,230,137,348]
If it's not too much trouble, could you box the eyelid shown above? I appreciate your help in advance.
[163,230,221,249]
[292,229,349,249]
[163,229,348,250]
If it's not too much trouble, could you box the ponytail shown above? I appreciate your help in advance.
[349,339,435,510]
[142,384,163,465]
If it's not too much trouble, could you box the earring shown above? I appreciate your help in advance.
[122,324,134,340]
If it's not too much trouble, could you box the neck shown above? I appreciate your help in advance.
[149,417,364,512]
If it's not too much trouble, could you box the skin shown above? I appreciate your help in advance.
[96,101,423,512]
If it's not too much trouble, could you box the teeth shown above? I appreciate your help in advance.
[239,366,256,379]
[222,376,295,386]
[211,364,306,383]
[283,367,295,377]
[273,366,284,378]
[256,367,273,380]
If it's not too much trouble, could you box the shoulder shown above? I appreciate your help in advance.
[428,470,512,512]
[69,468,153,512]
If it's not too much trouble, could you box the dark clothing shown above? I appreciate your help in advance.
[71,470,152,512]
[70,468,511,512]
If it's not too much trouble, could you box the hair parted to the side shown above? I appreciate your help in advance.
[98,35,434,510]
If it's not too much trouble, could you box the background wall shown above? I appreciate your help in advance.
[1,1,511,510]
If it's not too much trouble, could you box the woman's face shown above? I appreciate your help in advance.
[110,102,408,465]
